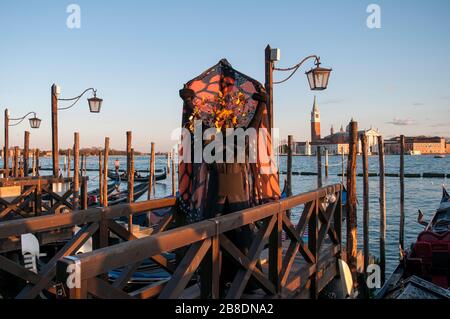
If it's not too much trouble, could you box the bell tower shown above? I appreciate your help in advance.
[311,96,321,142]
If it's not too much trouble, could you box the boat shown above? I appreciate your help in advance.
[376,187,450,299]
[89,182,149,208]
[108,168,167,183]
[434,155,446,159]
[408,150,422,156]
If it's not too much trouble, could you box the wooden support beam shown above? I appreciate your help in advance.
[378,136,386,284]
[346,120,358,285]
[325,149,329,177]
[35,149,40,176]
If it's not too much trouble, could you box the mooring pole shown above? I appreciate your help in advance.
[73,132,80,211]
[347,120,358,285]
[325,149,329,178]
[148,142,155,200]
[80,154,84,178]
[4,109,9,176]
[23,131,30,177]
[317,146,322,188]
[399,135,405,253]
[67,149,71,178]
[126,131,133,232]
[103,137,110,207]
[287,135,293,218]
[13,146,19,177]
[31,149,36,176]
[99,151,103,206]
[35,149,40,176]
[361,135,370,277]
[341,146,345,184]
[378,136,386,284]
[171,149,176,196]
[51,84,60,177]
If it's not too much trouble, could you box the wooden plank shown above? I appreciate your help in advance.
[308,198,319,299]
[268,210,282,294]
[88,277,133,299]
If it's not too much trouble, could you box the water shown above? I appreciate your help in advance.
[38,154,449,275]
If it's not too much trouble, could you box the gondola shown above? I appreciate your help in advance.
[376,187,450,299]
[89,182,149,207]
[108,167,167,183]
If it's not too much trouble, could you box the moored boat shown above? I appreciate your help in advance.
[108,167,167,182]
[376,187,450,299]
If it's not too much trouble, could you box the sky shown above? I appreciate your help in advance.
[0,0,449,152]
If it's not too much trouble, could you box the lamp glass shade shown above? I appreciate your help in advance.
[29,117,41,129]
[88,96,103,113]
[306,66,332,91]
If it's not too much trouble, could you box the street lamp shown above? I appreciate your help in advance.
[3,109,42,175]
[51,84,103,177]
[264,45,332,131]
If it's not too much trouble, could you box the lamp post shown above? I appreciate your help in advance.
[51,84,103,177]
[3,109,42,176]
[264,45,332,132]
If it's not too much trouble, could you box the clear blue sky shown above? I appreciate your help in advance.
[1,0,449,152]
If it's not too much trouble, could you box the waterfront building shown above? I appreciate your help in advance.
[384,136,446,155]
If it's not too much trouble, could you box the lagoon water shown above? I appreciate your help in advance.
[39,154,449,275]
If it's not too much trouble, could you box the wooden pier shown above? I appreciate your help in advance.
[51,184,343,299]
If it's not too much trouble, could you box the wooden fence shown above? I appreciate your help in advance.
[0,197,176,299]
[55,184,343,299]
[0,176,88,220]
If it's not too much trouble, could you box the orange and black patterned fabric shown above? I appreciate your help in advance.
[178,59,280,223]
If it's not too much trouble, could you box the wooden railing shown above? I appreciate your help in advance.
[0,197,176,299]
[55,184,343,299]
[0,176,88,220]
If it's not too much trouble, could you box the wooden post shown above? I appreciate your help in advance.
[32,149,36,176]
[378,136,386,284]
[4,109,9,176]
[128,148,135,233]
[81,177,88,210]
[35,149,40,176]
[98,151,103,206]
[341,146,345,184]
[167,152,170,174]
[325,149,329,178]
[84,155,87,176]
[126,131,133,232]
[13,146,19,177]
[51,84,59,177]
[346,120,358,285]
[317,146,322,188]
[80,154,85,177]
[361,135,370,276]
[308,198,319,299]
[73,133,80,211]
[286,136,293,218]
[265,45,274,133]
[171,150,176,196]
[67,149,71,178]
[148,142,155,200]
[103,137,110,207]
[399,135,405,252]
[23,131,30,177]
